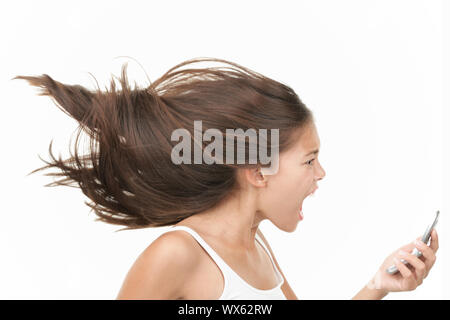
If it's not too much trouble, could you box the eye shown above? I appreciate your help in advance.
[306,158,315,166]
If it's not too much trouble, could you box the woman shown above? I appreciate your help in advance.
[14,57,439,300]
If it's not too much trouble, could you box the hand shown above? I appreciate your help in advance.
[366,229,439,293]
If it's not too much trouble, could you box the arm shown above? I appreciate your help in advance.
[352,283,388,300]
[257,229,298,300]
[116,232,199,299]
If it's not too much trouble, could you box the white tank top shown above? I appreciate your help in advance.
[162,225,287,300]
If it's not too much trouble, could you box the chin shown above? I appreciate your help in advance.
[272,220,298,233]
[285,224,298,233]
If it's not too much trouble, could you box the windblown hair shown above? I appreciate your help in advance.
[14,57,313,230]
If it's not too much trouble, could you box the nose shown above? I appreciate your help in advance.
[315,161,326,181]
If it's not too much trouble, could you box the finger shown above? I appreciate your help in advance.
[398,250,426,282]
[429,228,439,253]
[393,256,420,291]
[414,239,436,264]
[399,241,416,253]
[397,240,420,262]
[413,240,436,277]
[397,235,434,258]
[393,257,415,289]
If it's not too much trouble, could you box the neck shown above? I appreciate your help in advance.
[187,189,264,251]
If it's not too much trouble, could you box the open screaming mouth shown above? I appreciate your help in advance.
[298,187,318,220]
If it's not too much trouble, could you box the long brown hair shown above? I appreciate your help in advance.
[13,57,313,230]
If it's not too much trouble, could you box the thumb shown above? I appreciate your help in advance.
[398,238,419,253]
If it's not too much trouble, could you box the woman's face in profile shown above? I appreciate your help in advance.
[260,122,326,232]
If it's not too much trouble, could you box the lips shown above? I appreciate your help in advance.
[298,186,318,220]
[309,186,318,196]
[299,186,318,207]
[298,207,304,220]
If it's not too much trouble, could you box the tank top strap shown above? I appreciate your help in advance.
[254,232,284,284]
[165,225,234,275]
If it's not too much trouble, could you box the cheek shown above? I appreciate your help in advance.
[298,170,314,190]
[264,169,310,203]
[283,166,311,188]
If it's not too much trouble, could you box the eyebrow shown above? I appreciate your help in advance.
[304,149,319,157]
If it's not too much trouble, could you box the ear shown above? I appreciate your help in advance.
[242,167,267,188]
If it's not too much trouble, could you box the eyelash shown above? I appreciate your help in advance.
[306,158,315,166]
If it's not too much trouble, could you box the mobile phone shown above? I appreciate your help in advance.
[386,210,440,275]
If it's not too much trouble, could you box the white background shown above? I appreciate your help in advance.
[1,0,448,299]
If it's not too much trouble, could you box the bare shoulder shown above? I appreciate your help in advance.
[116,229,201,300]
